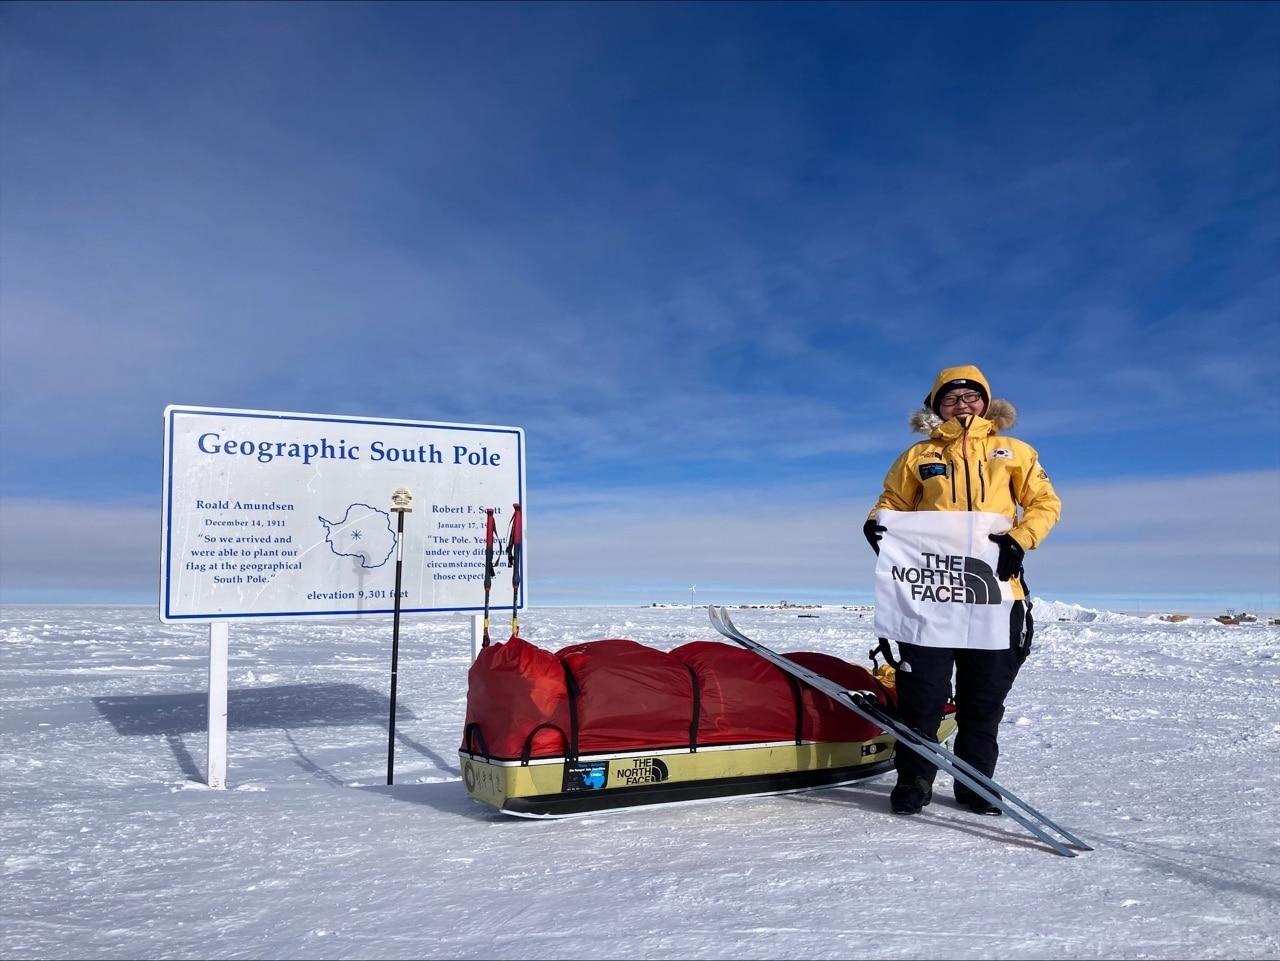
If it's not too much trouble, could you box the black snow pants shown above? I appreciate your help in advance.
[892,642,1023,800]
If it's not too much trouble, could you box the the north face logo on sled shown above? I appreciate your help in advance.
[614,757,669,786]
[890,552,1003,605]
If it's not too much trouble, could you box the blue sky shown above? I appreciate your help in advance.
[2,1,1278,611]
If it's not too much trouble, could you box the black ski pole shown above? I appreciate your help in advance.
[386,487,413,785]
[506,503,522,639]
[482,508,496,648]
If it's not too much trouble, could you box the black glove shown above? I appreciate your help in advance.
[863,519,887,556]
[988,533,1025,581]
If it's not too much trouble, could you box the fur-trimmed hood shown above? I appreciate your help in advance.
[910,364,1017,435]
[910,398,1018,435]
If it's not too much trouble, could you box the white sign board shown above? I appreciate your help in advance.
[160,406,526,622]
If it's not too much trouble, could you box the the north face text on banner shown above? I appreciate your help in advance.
[873,510,1021,650]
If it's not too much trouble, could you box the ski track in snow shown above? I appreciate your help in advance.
[1,603,1278,960]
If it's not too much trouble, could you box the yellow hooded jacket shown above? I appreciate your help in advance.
[868,365,1061,552]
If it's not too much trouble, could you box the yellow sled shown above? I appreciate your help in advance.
[461,713,957,818]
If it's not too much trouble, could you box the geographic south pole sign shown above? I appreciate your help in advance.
[160,406,526,621]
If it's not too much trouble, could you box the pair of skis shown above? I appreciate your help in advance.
[708,606,1091,858]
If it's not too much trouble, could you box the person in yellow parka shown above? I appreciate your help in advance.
[864,364,1061,816]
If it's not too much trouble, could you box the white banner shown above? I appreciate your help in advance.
[872,509,1016,650]
[160,406,525,622]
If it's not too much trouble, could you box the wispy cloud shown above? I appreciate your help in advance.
[1,3,1277,603]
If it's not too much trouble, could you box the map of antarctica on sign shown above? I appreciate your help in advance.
[318,503,398,570]
[160,406,526,621]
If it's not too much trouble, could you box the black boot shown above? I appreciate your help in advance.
[967,797,1003,816]
[955,783,1002,816]
[890,777,933,815]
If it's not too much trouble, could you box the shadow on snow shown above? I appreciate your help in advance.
[90,683,466,783]
[92,682,414,735]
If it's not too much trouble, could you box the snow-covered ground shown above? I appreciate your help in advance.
[3,602,1278,960]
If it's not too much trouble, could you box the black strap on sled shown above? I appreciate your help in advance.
[462,722,491,760]
[517,660,579,767]
[559,659,581,763]
[685,665,701,753]
[520,723,569,765]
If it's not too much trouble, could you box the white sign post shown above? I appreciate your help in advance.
[207,621,228,790]
[160,406,526,788]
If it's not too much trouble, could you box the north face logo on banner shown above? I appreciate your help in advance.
[962,557,1002,604]
[891,552,1003,605]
